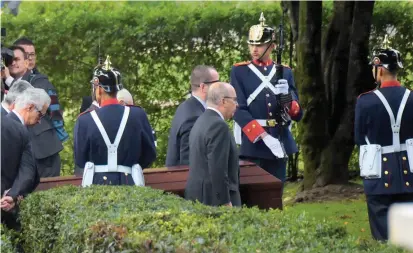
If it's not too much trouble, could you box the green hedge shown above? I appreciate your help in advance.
[1,224,17,253]
[16,186,403,252]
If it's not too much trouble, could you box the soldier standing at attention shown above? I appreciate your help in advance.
[355,41,413,241]
[74,56,156,186]
[230,13,303,187]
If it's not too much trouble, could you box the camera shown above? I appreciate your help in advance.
[1,28,14,71]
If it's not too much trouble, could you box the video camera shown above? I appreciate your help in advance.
[1,28,14,71]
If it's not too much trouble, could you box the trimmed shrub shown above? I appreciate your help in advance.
[1,224,16,253]
[18,186,404,252]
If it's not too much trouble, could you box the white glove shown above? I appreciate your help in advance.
[274,79,289,95]
[262,135,286,158]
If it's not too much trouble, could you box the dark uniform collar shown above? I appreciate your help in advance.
[100,98,119,107]
[381,80,401,88]
[252,58,273,67]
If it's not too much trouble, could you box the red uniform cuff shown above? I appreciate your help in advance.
[242,120,265,142]
[288,101,300,117]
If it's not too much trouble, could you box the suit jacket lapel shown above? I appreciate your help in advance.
[7,112,21,124]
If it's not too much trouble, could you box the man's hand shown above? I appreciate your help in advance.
[274,79,289,95]
[1,196,15,212]
[262,134,286,158]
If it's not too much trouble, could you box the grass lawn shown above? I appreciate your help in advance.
[283,181,372,241]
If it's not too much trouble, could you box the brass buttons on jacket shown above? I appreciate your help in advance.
[384,171,389,175]
[268,103,271,107]
[103,176,107,180]
[383,157,387,162]
[407,182,410,186]
[404,170,408,175]
[402,156,407,161]
[266,94,270,97]
[385,183,389,188]
[269,112,272,116]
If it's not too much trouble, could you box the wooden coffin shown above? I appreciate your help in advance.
[36,161,283,210]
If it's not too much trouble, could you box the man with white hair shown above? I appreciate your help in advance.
[117,88,134,105]
[1,80,33,116]
[185,82,240,207]
[7,88,50,126]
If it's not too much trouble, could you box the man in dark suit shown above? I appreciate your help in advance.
[165,65,219,166]
[185,82,240,207]
[1,116,37,229]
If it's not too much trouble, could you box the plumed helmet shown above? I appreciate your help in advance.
[370,35,403,72]
[91,55,123,93]
[247,12,276,45]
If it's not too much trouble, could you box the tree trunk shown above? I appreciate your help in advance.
[293,1,375,189]
[295,1,326,189]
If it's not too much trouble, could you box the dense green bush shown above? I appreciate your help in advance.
[2,2,412,175]
[16,185,403,252]
[1,224,17,253]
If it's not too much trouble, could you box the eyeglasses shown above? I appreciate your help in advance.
[36,108,46,119]
[192,80,220,87]
[27,52,36,59]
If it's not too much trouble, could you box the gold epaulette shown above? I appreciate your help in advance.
[233,61,251,66]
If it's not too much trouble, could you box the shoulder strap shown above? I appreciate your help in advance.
[372,89,410,152]
[90,106,130,169]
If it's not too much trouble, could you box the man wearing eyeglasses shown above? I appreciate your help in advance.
[8,88,50,126]
[185,82,240,207]
[166,65,219,167]
[13,37,38,74]
[1,87,49,227]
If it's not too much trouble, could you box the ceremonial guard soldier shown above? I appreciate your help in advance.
[74,56,156,186]
[355,38,413,241]
[230,13,303,183]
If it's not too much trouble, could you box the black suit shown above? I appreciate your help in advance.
[1,115,37,229]
[166,96,205,166]
[21,70,64,177]
[6,112,40,191]
[80,96,99,114]
[1,105,9,116]
[185,109,241,207]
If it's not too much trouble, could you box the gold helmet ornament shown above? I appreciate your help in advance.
[248,12,276,45]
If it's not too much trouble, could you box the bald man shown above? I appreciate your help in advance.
[185,82,240,207]
[117,88,134,105]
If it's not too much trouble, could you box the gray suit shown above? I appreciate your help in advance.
[165,96,205,166]
[185,109,241,207]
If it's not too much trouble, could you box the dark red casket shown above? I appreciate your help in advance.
[36,161,282,210]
